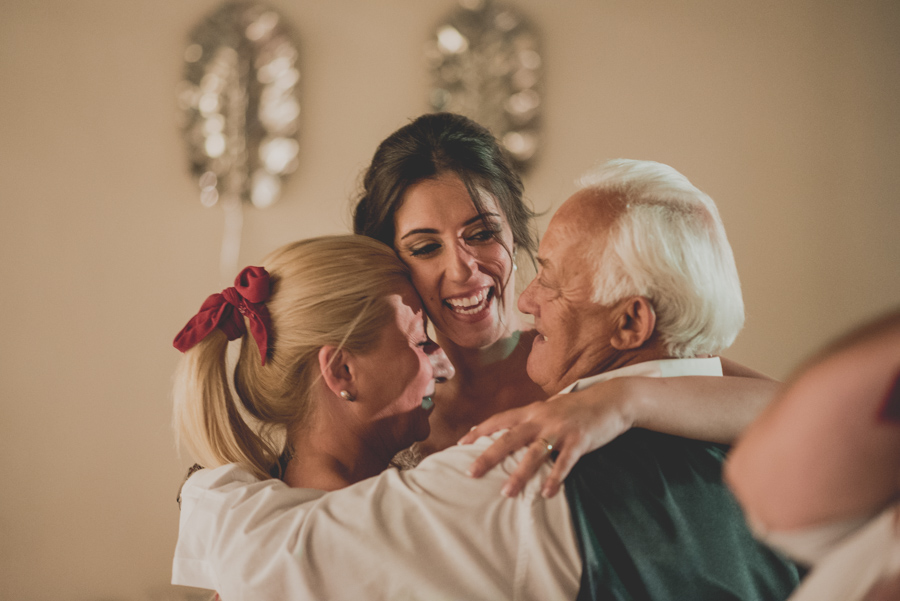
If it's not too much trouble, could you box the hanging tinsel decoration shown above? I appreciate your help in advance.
[426,0,542,172]
[177,1,301,279]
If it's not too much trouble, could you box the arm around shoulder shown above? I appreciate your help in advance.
[628,367,779,445]
[173,443,579,600]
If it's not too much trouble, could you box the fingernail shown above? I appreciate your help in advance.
[541,486,552,498]
[501,483,513,497]
[466,467,474,477]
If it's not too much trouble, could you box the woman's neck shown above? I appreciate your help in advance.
[282,407,394,491]
[419,326,547,455]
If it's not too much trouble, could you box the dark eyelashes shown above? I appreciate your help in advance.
[468,228,498,241]
[409,243,440,257]
[475,222,503,236]
[407,225,501,257]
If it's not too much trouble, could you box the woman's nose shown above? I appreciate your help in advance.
[426,343,455,383]
[445,243,477,283]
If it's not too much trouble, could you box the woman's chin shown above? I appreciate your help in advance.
[407,419,431,446]
[437,306,513,350]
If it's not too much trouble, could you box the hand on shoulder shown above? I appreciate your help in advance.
[458,378,636,498]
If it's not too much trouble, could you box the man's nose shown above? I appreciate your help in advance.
[518,278,538,316]
[426,343,456,383]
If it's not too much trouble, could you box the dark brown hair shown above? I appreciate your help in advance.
[353,113,538,263]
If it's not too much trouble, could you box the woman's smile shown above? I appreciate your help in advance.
[393,173,518,350]
[443,286,494,317]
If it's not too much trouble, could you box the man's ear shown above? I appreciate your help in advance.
[610,296,656,350]
[318,345,356,399]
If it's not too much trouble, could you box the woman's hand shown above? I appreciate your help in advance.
[458,378,637,499]
[460,368,779,499]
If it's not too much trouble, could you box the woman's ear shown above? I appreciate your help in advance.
[610,296,656,350]
[318,345,356,399]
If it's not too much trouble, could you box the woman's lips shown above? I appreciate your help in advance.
[443,287,493,316]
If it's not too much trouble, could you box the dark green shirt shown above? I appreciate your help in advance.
[565,430,801,600]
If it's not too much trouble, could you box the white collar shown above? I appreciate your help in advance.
[558,357,723,395]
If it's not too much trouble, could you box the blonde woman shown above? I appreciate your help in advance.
[173,235,445,488]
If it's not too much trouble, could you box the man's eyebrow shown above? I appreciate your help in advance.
[399,213,501,241]
[536,257,549,269]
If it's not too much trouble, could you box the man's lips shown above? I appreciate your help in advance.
[443,287,493,316]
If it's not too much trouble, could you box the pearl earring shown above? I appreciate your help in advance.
[340,390,356,402]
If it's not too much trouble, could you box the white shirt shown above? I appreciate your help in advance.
[560,356,723,393]
[755,505,900,601]
[172,357,722,600]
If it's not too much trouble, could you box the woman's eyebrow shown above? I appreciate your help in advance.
[399,228,438,240]
[470,212,501,223]
[399,213,501,241]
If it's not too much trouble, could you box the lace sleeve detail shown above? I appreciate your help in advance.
[389,444,424,470]
[177,463,206,508]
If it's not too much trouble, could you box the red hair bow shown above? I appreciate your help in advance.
[173,266,273,365]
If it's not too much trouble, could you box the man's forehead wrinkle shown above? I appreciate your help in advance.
[558,189,622,236]
[596,185,712,222]
[550,195,609,261]
[547,207,590,247]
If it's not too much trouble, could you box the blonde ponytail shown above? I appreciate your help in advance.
[173,330,279,479]
[172,235,410,479]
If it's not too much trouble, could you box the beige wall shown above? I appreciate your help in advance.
[1,1,897,599]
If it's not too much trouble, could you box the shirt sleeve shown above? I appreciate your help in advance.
[172,435,580,601]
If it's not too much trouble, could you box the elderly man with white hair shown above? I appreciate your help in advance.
[460,157,752,496]
[172,160,799,600]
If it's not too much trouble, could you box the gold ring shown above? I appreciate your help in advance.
[536,437,554,454]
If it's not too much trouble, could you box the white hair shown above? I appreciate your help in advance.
[577,159,744,357]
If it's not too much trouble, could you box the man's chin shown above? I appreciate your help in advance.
[526,359,559,396]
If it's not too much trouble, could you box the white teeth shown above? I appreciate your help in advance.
[454,306,482,315]
[446,289,489,314]
[446,289,486,307]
